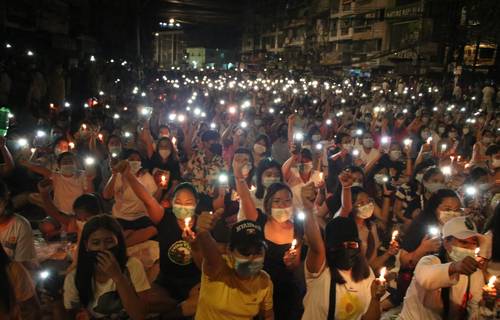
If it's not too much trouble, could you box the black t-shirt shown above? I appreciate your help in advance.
[146,154,181,181]
[156,209,200,299]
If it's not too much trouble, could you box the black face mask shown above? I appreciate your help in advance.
[208,143,222,156]
[326,248,360,270]
[87,246,122,265]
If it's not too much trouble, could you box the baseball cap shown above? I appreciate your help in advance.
[229,220,266,254]
[442,216,478,240]
[325,217,359,249]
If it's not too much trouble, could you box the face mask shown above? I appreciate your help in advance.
[449,132,458,139]
[463,128,469,135]
[208,143,222,156]
[390,150,402,161]
[350,130,357,137]
[262,177,280,188]
[159,149,171,159]
[352,181,363,188]
[271,207,293,223]
[253,144,266,154]
[363,138,374,148]
[172,204,196,220]
[423,181,445,193]
[439,210,463,224]
[312,135,321,142]
[374,174,387,185]
[109,146,122,156]
[254,119,262,126]
[448,246,476,262]
[233,256,264,277]
[492,158,500,168]
[483,137,492,145]
[241,164,252,177]
[342,143,353,152]
[315,121,322,127]
[421,131,430,140]
[300,162,313,174]
[128,160,142,174]
[327,248,360,270]
[356,202,374,219]
[438,127,446,134]
[60,164,76,175]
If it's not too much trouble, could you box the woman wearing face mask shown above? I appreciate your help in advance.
[397,189,463,303]
[102,150,158,247]
[301,182,384,320]
[252,158,283,212]
[400,216,484,320]
[253,134,271,167]
[63,215,150,320]
[147,137,181,197]
[194,215,274,320]
[35,137,70,172]
[283,148,323,210]
[471,129,495,166]
[236,153,304,319]
[119,165,202,317]
[0,243,40,320]
[356,132,380,167]
[338,183,399,271]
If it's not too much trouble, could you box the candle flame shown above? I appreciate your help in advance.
[291,239,297,250]
[488,276,497,288]
[184,217,191,229]
[379,267,387,282]
[69,142,75,149]
[475,247,480,257]
[391,230,399,241]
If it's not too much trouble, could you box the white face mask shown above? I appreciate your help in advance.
[262,177,280,188]
[253,144,266,154]
[389,150,402,161]
[363,138,374,148]
[423,181,445,193]
[352,181,363,188]
[439,210,463,225]
[271,207,293,223]
[356,202,374,219]
[128,160,142,174]
[448,246,476,262]
[60,164,76,175]
[493,158,500,169]
[159,149,171,159]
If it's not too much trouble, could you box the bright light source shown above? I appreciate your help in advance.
[218,173,229,184]
[404,138,412,146]
[39,270,50,280]
[90,55,96,62]
[240,121,248,128]
[17,138,28,147]
[64,102,70,108]
[84,157,95,166]
[428,226,440,237]
[210,123,216,129]
[441,166,452,175]
[356,129,363,136]
[352,149,360,156]
[297,212,306,220]
[5,43,12,49]
[381,136,390,144]
[465,186,477,196]
[99,91,104,96]
[27,50,34,56]
[294,132,304,141]
[326,119,332,125]
[315,143,322,150]
[177,114,185,122]
[36,130,46,138]
[124,132,131,138]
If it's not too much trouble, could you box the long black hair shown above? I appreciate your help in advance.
[351,186,375,260]
[74,215,128,307]
[255,158,283,200]
[263,182,292,216]
[419,188,460,224]
[0,244,14,315]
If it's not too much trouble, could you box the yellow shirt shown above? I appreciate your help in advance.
[195,256,273,320]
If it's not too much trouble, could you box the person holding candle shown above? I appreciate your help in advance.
[117,160,202,317]
[236,155,304,319]
[301,182,384,320]
[400,216,484,320]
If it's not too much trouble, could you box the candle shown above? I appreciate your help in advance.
[427,137,433,144]
[82,124,87,130]
[290,239,297,251]
[98,133,103,141]
[172,137,177,145]
[391,230,399,242]
[30,147,36,154]
[378,267,387,283]
[161,174,167,186]
[184,217,192,231]
[441,144,447,152]
[250,185,256,192]
[319,172,324,180]
[450,156,455,165]
[475,247,480,258]
[487,276,497,289]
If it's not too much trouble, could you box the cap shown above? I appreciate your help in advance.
[230,220,265,251]
[442,216,478,240]
[325,217,359,249]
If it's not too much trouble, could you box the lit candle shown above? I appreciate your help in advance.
[391,230,399,242]
[290,239,297,250]
[475,247,480,258]
[319,172,324,180]
[250,185,256,192]
[172,137,177,145]
[441,144,447,152]
[82,124,87,130]
[486,276,497,291]
[161,174,167,186]
[98,133,103,142]
[184,217,192,231]
[426,137,433,144]
[450,156,455,165]
[378,267,387,284]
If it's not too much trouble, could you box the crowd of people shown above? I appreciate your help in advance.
[0,51,499,320]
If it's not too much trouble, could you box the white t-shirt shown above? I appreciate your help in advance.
[302,263,374,320]
[112,172,157,221]
[0,214,36,262]
[52,171,87,214]
[400,255,483,320]
[63,257,151,318]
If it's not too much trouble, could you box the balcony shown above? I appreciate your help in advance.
[352,21,387,40]
[353,0,394,13]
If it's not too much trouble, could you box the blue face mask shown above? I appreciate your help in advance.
[233,256,264,277]
[172,204,195,220]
